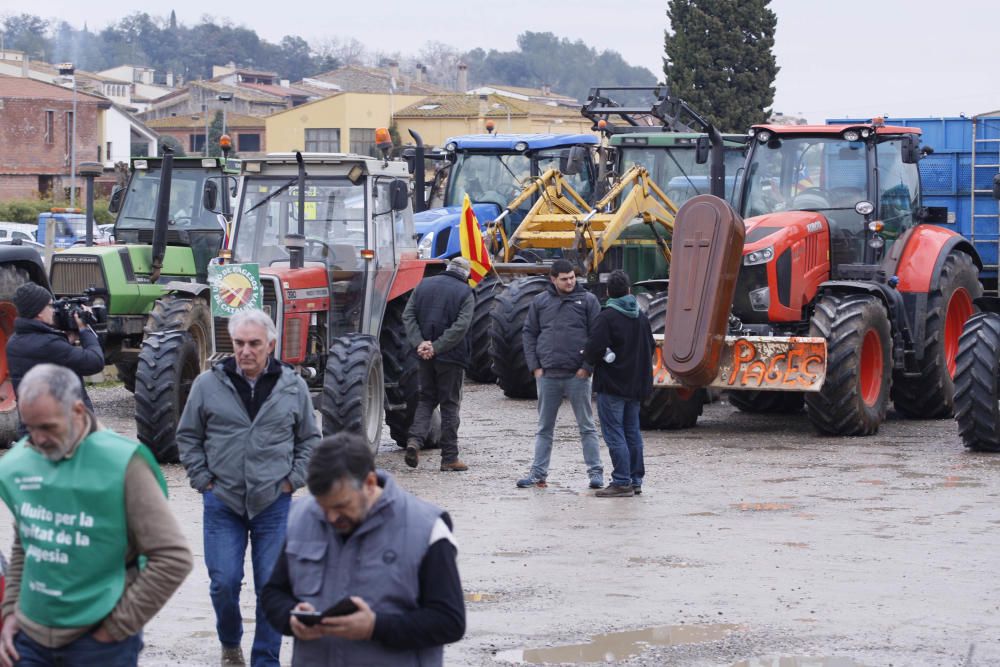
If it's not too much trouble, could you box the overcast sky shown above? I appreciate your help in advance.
[14,0,1000,123]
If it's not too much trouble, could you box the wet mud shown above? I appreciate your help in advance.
[1,382,998,665]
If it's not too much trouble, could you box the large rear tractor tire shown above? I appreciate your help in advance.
[134,296,211,462]
[322,334,384,455]
[953,312,1000,452]
[892,251,980,419]
[638,295,704,429]
[0,266,30,446]
[805,294,891,436]
[468,275,504,383]
[727,390,804,414]
[490,275,550,399]
[115,360,137,394]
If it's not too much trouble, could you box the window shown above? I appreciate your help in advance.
[190,134,206,152]
[238,133,261,152]
[305,128,339,152]
[350,128,377,157]
[44,110,54,144]
[97,145,102,162]
[64,111,74,149]
[106,141,112,161]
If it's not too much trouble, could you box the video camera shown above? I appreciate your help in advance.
[51,296,107,332]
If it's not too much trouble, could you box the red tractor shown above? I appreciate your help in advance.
[203,142,440,453]
[651,119,982,435]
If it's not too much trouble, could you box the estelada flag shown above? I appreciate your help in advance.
[459,194,493,287]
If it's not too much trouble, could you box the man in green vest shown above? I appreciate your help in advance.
[0,364,193,667]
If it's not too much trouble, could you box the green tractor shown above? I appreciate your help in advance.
[47,152,239,460]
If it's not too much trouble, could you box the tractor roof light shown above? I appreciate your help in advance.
[514,141,528,152]
[445,141,458,152]
[485,119,496,134]
[855,201,875,216]
[747,128,756,137]
[201,158,217,168]
[843,130,861,142]
[860,128,872,138]
[134,160,148,170]
[872,116,885,127]
[756,130,772,143]
[244,162,262,173]
[219,134,232,150]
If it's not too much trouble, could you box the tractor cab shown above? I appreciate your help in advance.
[739,122,928,274]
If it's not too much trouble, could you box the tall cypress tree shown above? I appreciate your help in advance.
[663,0,778,132]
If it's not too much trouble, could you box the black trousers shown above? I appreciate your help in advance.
[409,359,464,463]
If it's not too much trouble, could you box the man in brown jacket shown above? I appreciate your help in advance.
[0,364,193,667]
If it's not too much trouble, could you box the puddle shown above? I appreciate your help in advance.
[730,657,868,667]
[936,476,983,488]
[494,623,743,664]
[465,592,501,602]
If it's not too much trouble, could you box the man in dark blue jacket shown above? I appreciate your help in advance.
[6,283,104,420]
[402,257,474,471]
[518,259,604,490]
[583,270,655,497]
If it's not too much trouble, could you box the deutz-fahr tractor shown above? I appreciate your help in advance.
[207,144,437,455]
[0,245,49,444]
[47,152,239,460]
[652,119,982,436]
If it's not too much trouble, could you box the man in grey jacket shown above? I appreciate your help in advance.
[517,259,604,490]
[177,308,320,667]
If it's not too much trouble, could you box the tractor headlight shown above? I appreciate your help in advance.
[749,286,770,311]
[869,234,885,249]
[445,142,457,152]
[744,246,774,266]
[417,232,434,258]
[856,201,875,216]
[843,130,861,142]
[756,130,772,143]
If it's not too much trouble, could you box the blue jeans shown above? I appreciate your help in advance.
[530,374,603,480]
[14,629,143,666]
[596,393,645,488]
[203,490,290,667]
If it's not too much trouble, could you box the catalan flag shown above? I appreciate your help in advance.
[459,194,493,287]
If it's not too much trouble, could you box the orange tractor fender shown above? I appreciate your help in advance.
[387,257,446,302]
[892,225,981,294]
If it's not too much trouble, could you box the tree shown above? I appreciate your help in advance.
[207,111,224,157]
[663,0,778,132]
[2,14,49,59]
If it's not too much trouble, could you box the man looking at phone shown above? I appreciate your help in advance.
[261,433,466,666]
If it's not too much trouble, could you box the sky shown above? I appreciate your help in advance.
[10,0,1000,123]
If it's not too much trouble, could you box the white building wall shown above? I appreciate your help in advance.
[104,108,136,167]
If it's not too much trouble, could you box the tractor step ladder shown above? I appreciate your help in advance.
[970,111,1000,294]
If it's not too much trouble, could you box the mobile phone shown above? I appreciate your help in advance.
[323,597,359,617]
[291,610,323,626]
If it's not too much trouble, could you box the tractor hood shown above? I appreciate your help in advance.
[741,211,829,254]
[413,203,502,259]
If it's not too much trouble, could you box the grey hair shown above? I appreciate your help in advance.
[18,364,84,414]
[227,308,277,343]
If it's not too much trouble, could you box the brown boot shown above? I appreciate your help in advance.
[440,459,469,472]
[221,645,246,666]
[404,441,419,468]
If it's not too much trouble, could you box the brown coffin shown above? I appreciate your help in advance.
[663,194,746,386]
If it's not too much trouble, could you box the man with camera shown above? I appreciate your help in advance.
[6,283,105,419]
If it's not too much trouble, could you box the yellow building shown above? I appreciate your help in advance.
[393,93,595,148]
[265,92,425,155]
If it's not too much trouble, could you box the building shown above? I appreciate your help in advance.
[0,74,109,199]
[141,80,289,122]
[308,63,449,96]
[265,91,426,156]
[467,83,579,108]
[392,93,594,148]
[97,65,176,111]
[145,112,265,157]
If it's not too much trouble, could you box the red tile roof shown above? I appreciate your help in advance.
[0,73,108,103]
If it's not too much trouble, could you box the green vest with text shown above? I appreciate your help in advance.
[0,430,167,628]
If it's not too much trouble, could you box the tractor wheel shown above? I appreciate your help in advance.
[380,298,440,449]
[805,294,891,435]
[727,390,804,414]
[0,266,30,446]
[115,360,137,393]
[134,296,211,462]
[954,312,1000,452]
[322,334,384,455]
[892,251,980,419]
[468,275,504,383]
[638,295,704,429]
[489,275,550,399]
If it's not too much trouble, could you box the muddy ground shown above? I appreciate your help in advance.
[3,380,999,666]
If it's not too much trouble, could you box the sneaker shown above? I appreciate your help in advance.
[221,645,246,666]
[589,475,604,489]
[632,485,642,496]
[595,484,635,498]
[404,442,419,468]
[440,460,469,472]
[516,476,547,488]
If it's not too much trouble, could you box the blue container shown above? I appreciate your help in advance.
[829,116,1000,284]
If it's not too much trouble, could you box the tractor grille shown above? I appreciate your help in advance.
[284,316,302,359]
[49,258,106,296]
[212,277,280,355]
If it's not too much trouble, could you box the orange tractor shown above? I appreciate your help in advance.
[653,119,982,435]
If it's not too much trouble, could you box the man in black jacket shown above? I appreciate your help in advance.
[583,270,654,497]
[402,257,474,471]
[5,283,104,423]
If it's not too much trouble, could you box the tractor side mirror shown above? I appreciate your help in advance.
[993,174,1000,200]
[203,180,220,213]
[559,146,587,176]
[901,135,921,164]
[390,179,409,211]
[108,186,124,214]
[695,136,710,164]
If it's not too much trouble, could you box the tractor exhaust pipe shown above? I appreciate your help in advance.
[408,129,427,212]
[150,148,174,283]
[708,124,725,200]
[290,151,306,270]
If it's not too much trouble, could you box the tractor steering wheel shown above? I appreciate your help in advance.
[791,187,832,209]
[303,238,332,260]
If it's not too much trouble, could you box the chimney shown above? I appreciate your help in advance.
[541,82,550,96]
[388,60,399,83]
[166,70,174,87]
[414,63,424,83]
[21,55,29,78]
[280,79,290,88]
[457,63,468,92]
